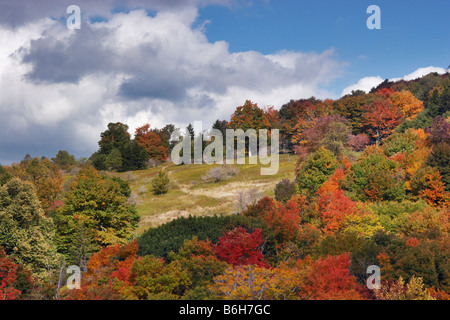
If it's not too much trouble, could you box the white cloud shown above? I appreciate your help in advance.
[340,66,449,97]
[0,8,344,164]
[0,0,237,28]
[340,76,384,96]
[390,66,448,82]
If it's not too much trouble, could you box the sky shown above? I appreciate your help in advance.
[0,0,448,164]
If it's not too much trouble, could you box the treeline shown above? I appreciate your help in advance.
[83,72,450,172]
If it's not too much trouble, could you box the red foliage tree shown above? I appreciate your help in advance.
[265,203,302,243]
[0,247,22,300]
[264,106,282,129]
[244,196,304,243]
[376,87,395,99]
[318,189,359,234]
[134,124,168,162]
[361,100,404,144]
[426,116,450,145]
[214,227,269,268]
[62,240,138,300]
[302,253,364,300]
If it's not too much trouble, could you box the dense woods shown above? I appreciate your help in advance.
[0,72,449,300]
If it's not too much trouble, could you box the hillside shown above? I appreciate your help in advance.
[116,154,297,233]
[0,71,449,301]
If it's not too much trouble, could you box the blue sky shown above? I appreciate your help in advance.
[0,0,448,164]
[199,0,449,94]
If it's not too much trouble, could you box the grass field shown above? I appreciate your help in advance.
[116,154,297,234]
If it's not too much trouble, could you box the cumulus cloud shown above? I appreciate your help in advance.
[0,7,344,164]
[340,76,384,97]
[0,0,237,28]
[390,66,448,82]
[340,66,449,97]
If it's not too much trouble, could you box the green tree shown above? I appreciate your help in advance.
[0,164,11,186]
[104,148,123,172]
[332,93,378,133]
[151,171,170,195]
[119,140,149,172]
[343,146,406,201]
[0,178,59,277]
[137,215,263,260]
[274,178,297,203]
[296,147,339,198]
[92,122,149,172]
[168,237,229,300]
[7,157,63,210]
[321,121,352,158]
[54,166,139,264]
[98,122,132,155]
[51,150,76,171]
[212,119,229,139]
[382,129,420,157]
[160,124,177,154]
[426,142,450,191]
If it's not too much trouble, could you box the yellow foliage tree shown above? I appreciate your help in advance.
[375,276,435,300]
[390,90,424,120]
[210,264,306,300]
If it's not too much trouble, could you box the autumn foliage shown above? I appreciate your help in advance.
[361,99,404,144]
[302,253,364,300]
[215,227,269,268]
[0,247,22,300]
[135,124,168,162]
[1,73,449,301]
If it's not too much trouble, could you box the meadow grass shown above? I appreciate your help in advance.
[117,154,297,233]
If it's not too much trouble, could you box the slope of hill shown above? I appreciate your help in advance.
[117,154,297,233]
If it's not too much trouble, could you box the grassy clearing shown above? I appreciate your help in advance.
[116,154,297,233]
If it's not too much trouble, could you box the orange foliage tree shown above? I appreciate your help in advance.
[361,100,404,144]
[301,253,365,300]
[418,168,450,207]
[243,196,305,243]
[134,124,168,162]
[318,190,360,234]
[389,90,424,120]
[228,100,271,130]
[61,240,139,300]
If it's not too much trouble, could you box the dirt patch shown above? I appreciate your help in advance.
[179,181,272,199]
[140,210,193,229]
[139,203,232,230]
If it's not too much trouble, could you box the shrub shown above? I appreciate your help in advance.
[151,171,170,195]
[274,178,296,203]
[235,188,263,213]
[202,165,239,183]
